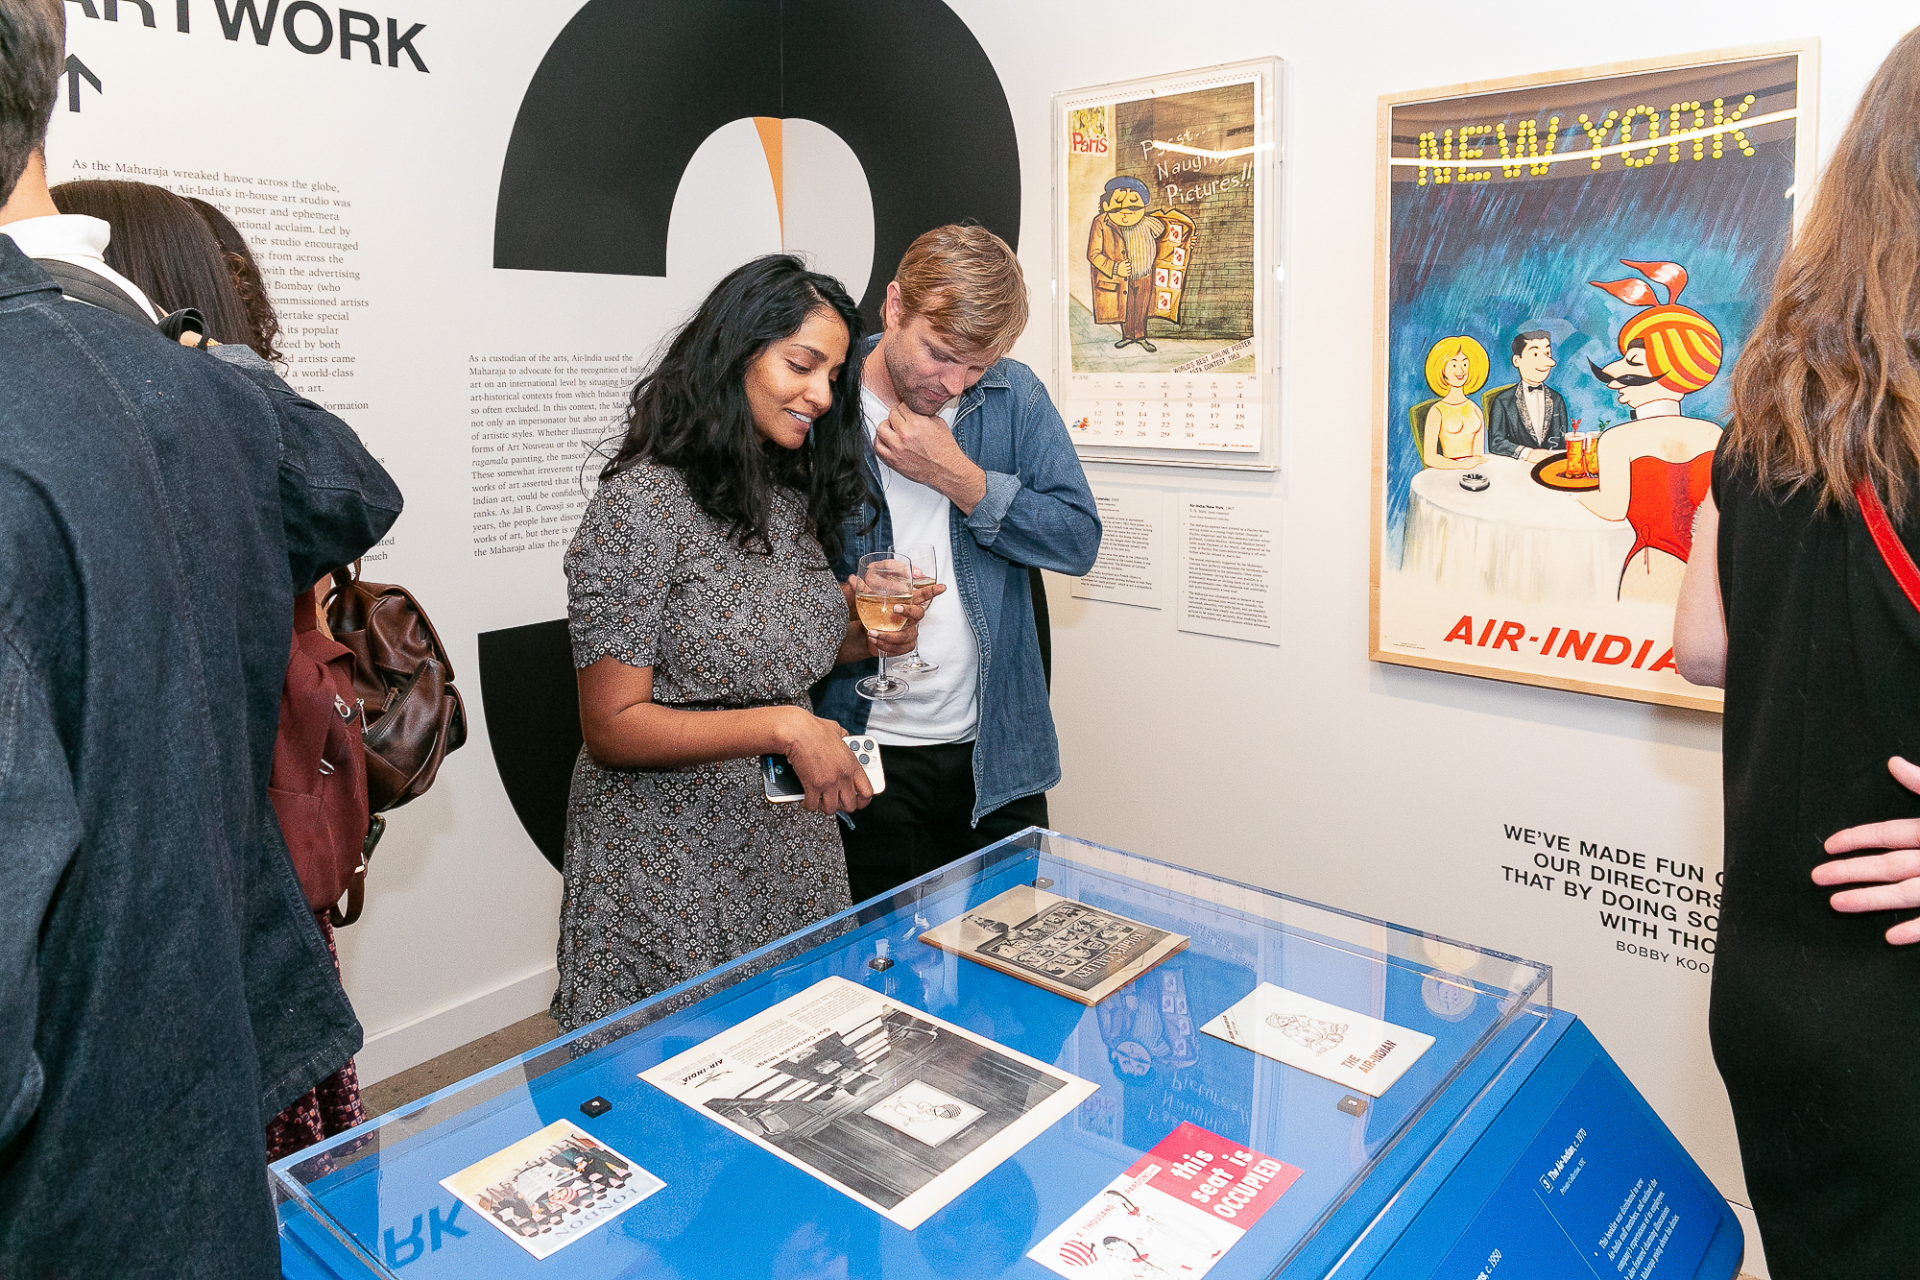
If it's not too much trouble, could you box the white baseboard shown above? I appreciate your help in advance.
[353,965,557,1086]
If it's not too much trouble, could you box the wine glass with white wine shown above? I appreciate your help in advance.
[854,551,914,701]
[892,542,940,678]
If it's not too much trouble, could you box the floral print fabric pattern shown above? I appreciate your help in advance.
[551,463,853,1030]
[263,912,365,1161]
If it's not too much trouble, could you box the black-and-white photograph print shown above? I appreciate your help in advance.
[643,977,1095,1228]
[702,1004,1061,1208]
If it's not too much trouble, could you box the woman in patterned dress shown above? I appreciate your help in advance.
[553,256,930,1030]
[50,179,373,1157]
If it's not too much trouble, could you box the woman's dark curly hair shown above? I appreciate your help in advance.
[602,254,873,560]
[187,196,282,363]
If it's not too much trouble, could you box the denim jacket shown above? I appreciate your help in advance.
[0,240,401,1277]
[814,343,1100,823]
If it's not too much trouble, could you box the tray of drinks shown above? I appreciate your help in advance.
[1530,432,1601,492]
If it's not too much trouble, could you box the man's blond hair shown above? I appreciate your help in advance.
[893,224,1028,355]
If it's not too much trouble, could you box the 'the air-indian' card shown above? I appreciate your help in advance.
[1200,983,1436,1097]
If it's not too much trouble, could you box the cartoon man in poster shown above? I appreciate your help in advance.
[1579,259,1725,603]
[1484,331,1569,462]
[1088,177,1168,351]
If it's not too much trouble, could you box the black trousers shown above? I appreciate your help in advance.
[840,741,1048,904]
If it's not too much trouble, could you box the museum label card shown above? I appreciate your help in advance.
[1432,1061,1722,1279]
[1201,983,1435,1097]
[1177,497,1281,645]
[1029,1122,1301,1278]
[639,976,1095,1229]
[917,884,1189,1005]
[1072,486,1169,608]
[438,1119,662,1260]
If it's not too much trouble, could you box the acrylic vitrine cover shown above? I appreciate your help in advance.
[272,829,1553,1280]
[917,883,1190,1005]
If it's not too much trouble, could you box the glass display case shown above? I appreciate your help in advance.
[274,829,1737,1279]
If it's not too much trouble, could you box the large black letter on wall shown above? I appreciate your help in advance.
[493,0,1020,324]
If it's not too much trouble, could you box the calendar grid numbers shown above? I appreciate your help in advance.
[1064,372,1260,452]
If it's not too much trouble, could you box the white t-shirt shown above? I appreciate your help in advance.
[0,214,159,320]
[861,387,981,746]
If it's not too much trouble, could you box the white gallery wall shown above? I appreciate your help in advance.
[1007,5,1912,1274]
[40,3,1920,1274]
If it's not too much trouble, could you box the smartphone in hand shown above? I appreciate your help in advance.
[762,753,807,802]
[762,738,886,803]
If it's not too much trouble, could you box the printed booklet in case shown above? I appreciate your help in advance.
[917,884,1189,1005]
[640,976,1095,1229]
[439,1119,663,1260]
[1030,1122,1302,1278]
[1201,983,1436,1097]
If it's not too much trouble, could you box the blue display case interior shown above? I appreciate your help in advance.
[275,828,1737,1279]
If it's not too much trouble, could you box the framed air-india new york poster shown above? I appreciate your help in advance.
[1370,43,1817,710]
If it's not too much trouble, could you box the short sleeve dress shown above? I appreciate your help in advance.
[551,462,853,1030]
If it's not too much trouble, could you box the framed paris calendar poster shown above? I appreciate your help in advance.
[1054,58,1284,471]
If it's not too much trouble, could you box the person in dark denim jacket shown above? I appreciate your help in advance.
[0,5,402,1272]
[814,227,1100,901]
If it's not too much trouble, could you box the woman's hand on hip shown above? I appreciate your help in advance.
[780,707,872,816]
[1818,755,1920,944]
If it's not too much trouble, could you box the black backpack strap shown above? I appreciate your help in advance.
[30,258,154,327]
[156,307,208,345]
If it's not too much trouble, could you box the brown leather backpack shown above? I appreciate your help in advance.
[325,565,468,814]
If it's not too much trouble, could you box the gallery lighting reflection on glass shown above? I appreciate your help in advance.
[1149,140,1274,161]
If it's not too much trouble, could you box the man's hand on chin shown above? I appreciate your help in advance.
[875,402,987,514]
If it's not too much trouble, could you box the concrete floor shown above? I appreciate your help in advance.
[360,1011,559,1118]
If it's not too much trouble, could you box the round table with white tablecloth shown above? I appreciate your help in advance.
[1400,454,1638,605]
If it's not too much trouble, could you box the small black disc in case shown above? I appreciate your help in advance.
[868,955,895,971]
[580,1096,612,1118]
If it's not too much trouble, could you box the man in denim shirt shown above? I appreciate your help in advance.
[816,227,1100,901]
[0,4,401,1272]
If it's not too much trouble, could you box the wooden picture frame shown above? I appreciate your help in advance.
[1369,42,1819,711]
